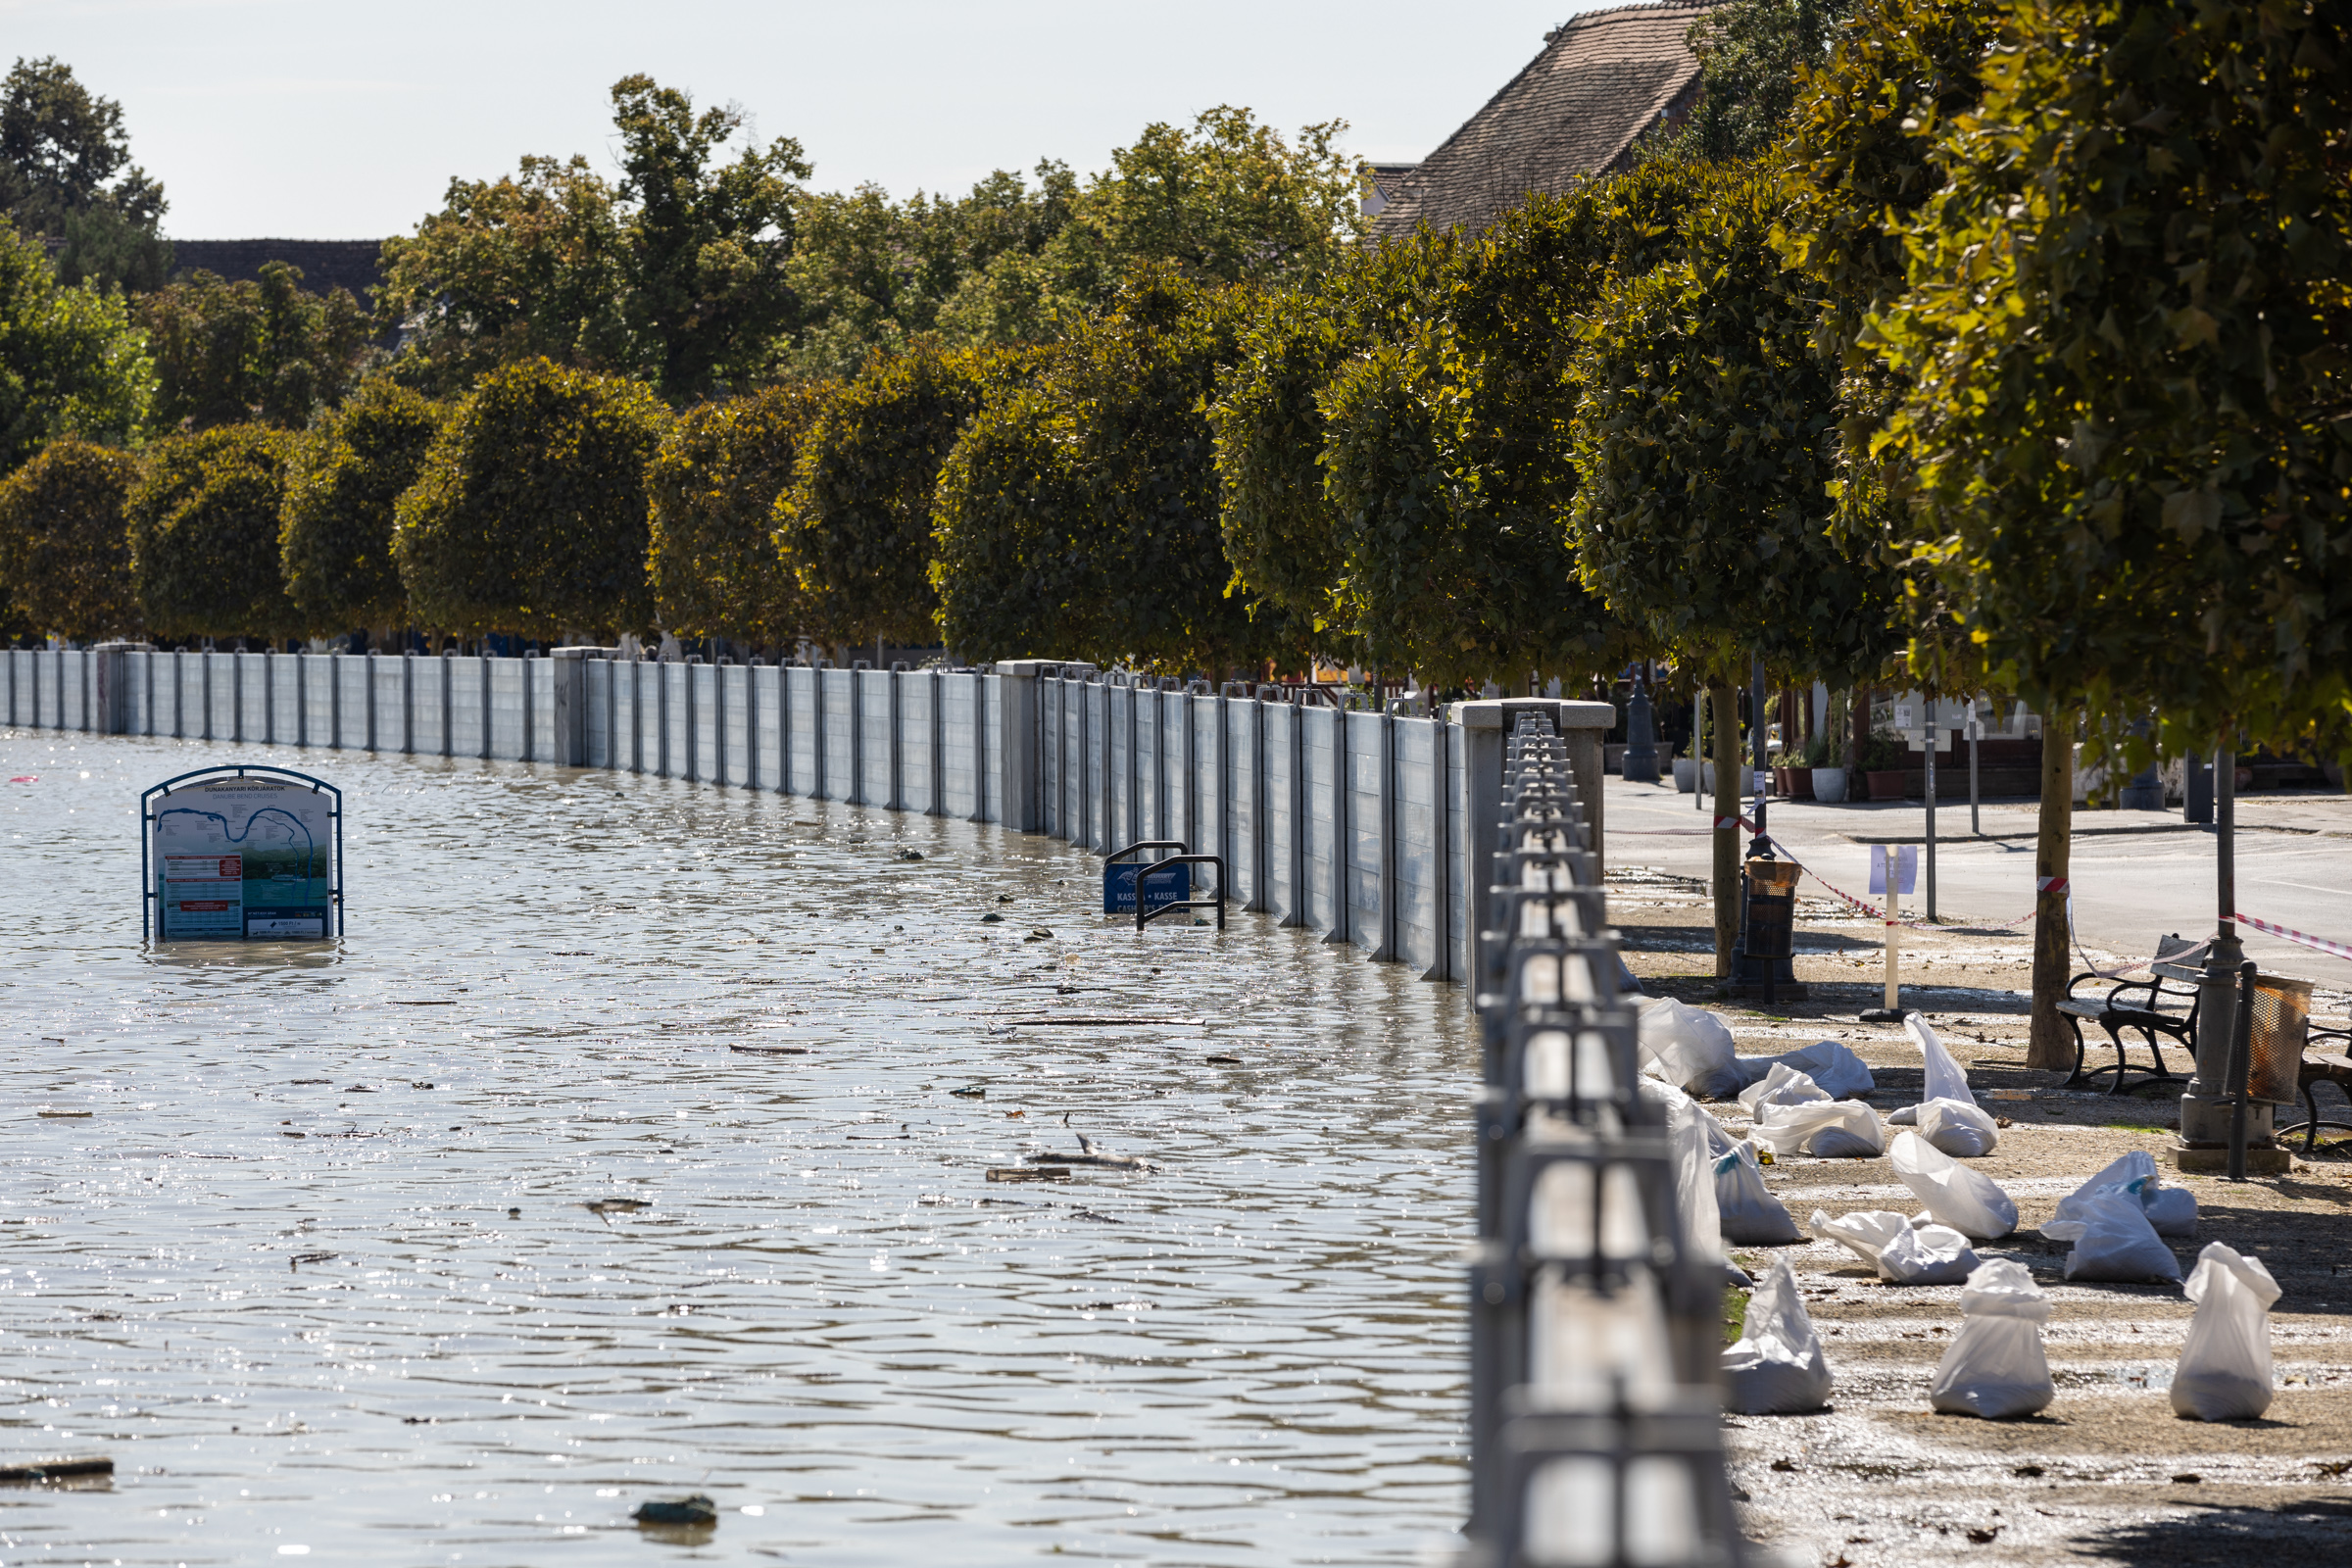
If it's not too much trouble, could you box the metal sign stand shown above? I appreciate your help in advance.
[141,764,343,943]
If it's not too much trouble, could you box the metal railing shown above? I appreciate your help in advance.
[1466,713,1744,1568]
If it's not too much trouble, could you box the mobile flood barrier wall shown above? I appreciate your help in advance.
[7,645,1608,981]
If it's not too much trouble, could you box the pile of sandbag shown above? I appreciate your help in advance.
[1723,1256,1833,1414]
[1810,1208,1978,1284]
[1634,999,1875,1102]
[2050,1151,2197,1238]
[1746,1039,1874,1100]
[1885,1015,2000,1157]
[1716,1142,1803,1245]
[1929,1258,2055,1419]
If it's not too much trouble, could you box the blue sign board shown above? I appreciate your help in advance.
[1103,862,1188,915]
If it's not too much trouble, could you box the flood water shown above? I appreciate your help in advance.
[0,731,1474,1566]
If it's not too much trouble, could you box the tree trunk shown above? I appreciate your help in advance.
[1712,677,1742,978]
[1847,685,1869,771]
[2028,713,2077,1070]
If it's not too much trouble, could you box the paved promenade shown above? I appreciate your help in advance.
[1605,775,2352,984]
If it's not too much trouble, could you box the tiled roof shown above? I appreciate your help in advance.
[169,238,388,303]
[1373,2,1713,239]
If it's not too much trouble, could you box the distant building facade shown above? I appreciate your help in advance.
[169,238,387,304]
[1371,2,1711,239]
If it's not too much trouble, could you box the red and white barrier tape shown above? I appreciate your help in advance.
[2235,911,2352,964]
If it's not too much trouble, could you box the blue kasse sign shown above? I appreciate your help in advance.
[1103,862,1187,915]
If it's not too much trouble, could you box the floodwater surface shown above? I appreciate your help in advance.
[0,731,1473,1565]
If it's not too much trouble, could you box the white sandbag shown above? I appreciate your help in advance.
[1810,1208,1978,1284]
[1890,1130,2017,1239]
[1914,1096,2001,1158]
[2042,1190,2181,1283]
[1929,1258,2055,1419]
[1775,1040,1876,1100]
[1716,1143,1803,1245]
[1751,1099,1886,1159]
[1723,1255,1834,1414]
[2052,1151,2199,1239]
[1910,1013,1973,1103]
[2172,1243,2281,1421]
[1637,999,1742,1100]
[1881,1219,1980,1285]
[1739,1061,1832,1116]
[1653,1082,1724,1266]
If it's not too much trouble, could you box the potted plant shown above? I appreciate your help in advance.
[1858,732,1910,802]
[1806,732,1847,804]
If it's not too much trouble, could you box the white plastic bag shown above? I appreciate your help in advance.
[1649,1080,1723,1266]
[1715,1144,1802,1245]
[1890,1130,2017,1239]
[1913,1096,2001,1158]
[1723,1255,1834,1414]
[1774,1040,1876,1100]
[1739,1061,1831,1116]
[1751,1099,1886,1158]
[2172,1243,2281,1421]
[2052,1151,2198,1239]
[1637,999,1742,1100]
[2042,1189,2181,1283]
[1911,1013,1972,1102]
[1929,1258,2055,1419]
[1811,1207,1978,1284]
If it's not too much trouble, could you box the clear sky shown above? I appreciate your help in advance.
[3,0,1622,240]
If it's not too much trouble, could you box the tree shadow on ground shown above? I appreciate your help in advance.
[2076,1496,2352,1565]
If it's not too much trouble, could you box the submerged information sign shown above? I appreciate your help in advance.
[143,767,342,941]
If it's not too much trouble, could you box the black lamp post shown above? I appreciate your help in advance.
[1728,657,1805,1001]
[1623,662,1660,783]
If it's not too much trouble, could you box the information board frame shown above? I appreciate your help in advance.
[141,764,344,942]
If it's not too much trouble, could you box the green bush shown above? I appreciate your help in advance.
[126,424,299,639]
[648,381,829,644]
[0,438,141,640]
[0,218,152,474]
[780,340,1002,648]
[393,358,669,639]
[279,381,445,633]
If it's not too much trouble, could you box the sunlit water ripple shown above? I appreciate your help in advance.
[0,730,1472,1565]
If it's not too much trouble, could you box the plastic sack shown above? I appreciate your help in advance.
[1774,1040,1876,1100]
[1929,1258,2055,1419]
[2171,1243,2281,1421]
[1911,1014,1972,1102]
[1913,1097,2001,1158]
[1751,1099,1886,1159]
[1637,999,1742,1100]
[1724,1255,1834,1414]
[2042,1189,2181,1283]
[1716,1143,1803,1245]
[2052,1151,2198,1240]
[1890,1131,2017,1239]
[1646,1080,1723,1266]
[1811,1207,1978,1284]
[1739,1062,1831,1117]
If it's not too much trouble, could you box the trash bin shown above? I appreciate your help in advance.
[2245,975,2312,1104]
[1741,858,1800,961]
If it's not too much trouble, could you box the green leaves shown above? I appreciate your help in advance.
[392,359,669,639]
[279,380,445,633]
[0,437,139,640]
[126,425,298,640]
[0,217,150,473]
[136,261,370,433]
[647,380,828,644]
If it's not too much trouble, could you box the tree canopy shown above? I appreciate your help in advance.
[137,262,372,433]
[393,358,668,639]
[0,218,150,474]
[647,379,828,645]
[0,437,140,640]
[0,56,170,291]
[279,381,446,632]
[1871,0,2352,755]
[126,424,299,640]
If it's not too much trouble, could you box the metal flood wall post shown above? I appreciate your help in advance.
[478,653,492,761]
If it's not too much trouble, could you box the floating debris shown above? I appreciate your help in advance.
[950,1085,986,1099]
[899,850,924,861]
[1024,928,1054,942]
[1205,1054,1243,1066]
[584,1198,653,1216]
[289,1251,336,1270]
[507,1207,521,1219]
[1026,1130,1156,1172]
[632,1494,718,1525]
[36,1108,92,1119]
[730,1045,810,1055]
[980,912,1004,924]
[0,1455,112,1483]
[997,894,1015,904]
[988,1167,1072,1183]
[388,1000,457,1006]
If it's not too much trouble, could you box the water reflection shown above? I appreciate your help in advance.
[2,731,1473,1565]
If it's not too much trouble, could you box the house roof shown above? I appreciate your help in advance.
[1372,2,1713,239]
[168,238,388,303]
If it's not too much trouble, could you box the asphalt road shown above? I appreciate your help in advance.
[1604,773,2352,979]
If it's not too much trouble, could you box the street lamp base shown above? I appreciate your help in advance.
[2171,1141,2291,1175]
[1858,1005,1911,1024]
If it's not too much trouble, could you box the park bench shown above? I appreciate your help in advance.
[2058,933,2205,1093]
[2284,1018,2352,1154]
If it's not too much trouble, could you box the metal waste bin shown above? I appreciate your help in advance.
[2246,975,2312,1104]
[1741,858,1800,961]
